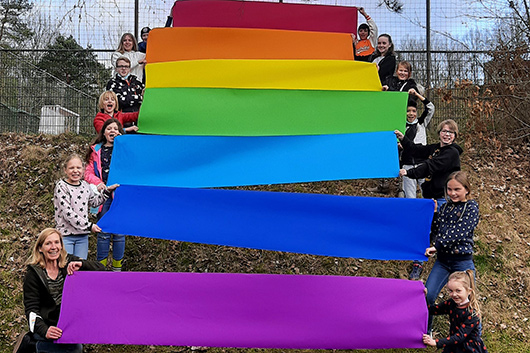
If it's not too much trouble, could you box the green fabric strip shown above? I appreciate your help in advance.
[138,87,407,136]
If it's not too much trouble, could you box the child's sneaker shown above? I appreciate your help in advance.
[409,262,423,280]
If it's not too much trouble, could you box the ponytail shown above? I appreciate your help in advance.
[448,270,482,319]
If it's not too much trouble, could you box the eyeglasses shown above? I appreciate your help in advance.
[116,65,130,69]
[440,130,455,135]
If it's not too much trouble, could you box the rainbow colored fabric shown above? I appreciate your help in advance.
[79,0,431,349]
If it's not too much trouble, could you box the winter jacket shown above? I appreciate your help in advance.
[401,98,435,166]
[372,53,396,83]
[23,255,104,338]
[106,74,144,113]
[431,199,479,259]
[383,76,418,93]
[93,111,138,133]
[85,143,104,187]
[401,138,463,199]
[429,299,488,352]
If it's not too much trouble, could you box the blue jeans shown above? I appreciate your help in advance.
[96,198,125,262]
[62,235,89,260]
[425,257,475,331]
[34,333,82,353]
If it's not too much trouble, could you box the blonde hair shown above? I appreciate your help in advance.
[116,33,138,53]
[27,228,68,269]
[448,270,482,319]
[98,91,120,113]
[396,61,412,78]
[438,119,459,139]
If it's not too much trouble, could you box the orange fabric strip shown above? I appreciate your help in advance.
[146,27,354,63]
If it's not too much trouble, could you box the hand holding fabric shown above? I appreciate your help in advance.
[67,261,83,275]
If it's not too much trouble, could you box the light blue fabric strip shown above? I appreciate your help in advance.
[108,132,400,188]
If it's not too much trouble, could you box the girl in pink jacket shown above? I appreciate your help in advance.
[84,118,124,271]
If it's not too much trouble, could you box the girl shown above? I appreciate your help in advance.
[423,270,488,352]
[54,154,118,259]
[93,91,139,134]
[111,33,146,82]
[85,118,125,271]
[424,171,480,331]
[371,33,396,84]
[382,60,418,94]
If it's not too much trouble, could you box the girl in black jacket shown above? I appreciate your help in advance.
[371,34,396,84]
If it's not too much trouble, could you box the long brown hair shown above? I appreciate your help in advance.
[448,270,482,319]
[116,33,138,53]
[85,118,124,163]
[445,171,471,199]
[27,228,68,269]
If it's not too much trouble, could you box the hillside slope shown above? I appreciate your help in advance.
[1,132,529,352]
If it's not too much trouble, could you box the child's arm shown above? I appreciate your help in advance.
[435,311,482,349]
[87,182,110,208]
[120,111,139,125]
[93,113,108,134]
[427,300,451,316]
[410,89,435,127]
[408,143,460,181]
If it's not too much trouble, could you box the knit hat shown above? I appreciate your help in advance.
[141,27,151,35]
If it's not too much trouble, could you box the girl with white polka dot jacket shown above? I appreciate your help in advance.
[424,171,479,333]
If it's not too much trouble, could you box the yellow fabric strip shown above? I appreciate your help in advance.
[146,60,381,91]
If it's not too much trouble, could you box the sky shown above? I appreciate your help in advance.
[26,0,498,68]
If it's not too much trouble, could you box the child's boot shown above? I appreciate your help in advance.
[112,258,123,272]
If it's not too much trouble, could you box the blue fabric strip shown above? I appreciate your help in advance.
[108,132,399,188]
[98,185,434,261]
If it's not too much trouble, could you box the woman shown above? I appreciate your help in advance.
[371,33,396,84]
[111,33,146,82]
[23,228,104,352]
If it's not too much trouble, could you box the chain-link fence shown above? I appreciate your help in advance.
[1,0,494,135]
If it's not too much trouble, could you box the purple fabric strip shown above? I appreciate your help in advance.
[57,272,427,349]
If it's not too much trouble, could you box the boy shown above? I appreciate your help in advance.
[353,7,378,61]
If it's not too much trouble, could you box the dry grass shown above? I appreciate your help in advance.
[1,132,529,352]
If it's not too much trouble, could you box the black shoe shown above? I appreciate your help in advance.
[13,332,35,353]
[409,262,423,280]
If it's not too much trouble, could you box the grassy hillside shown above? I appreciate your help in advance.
[1,132,529,352]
